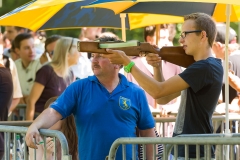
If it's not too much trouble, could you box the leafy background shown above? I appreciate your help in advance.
[0,0,239,45]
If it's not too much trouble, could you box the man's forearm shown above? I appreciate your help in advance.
[146,144,154,160]
[153,65,165,82]
[32,108,62,129]
[139,128,156,160]
[131,65,164,99]
[153,63,181,104]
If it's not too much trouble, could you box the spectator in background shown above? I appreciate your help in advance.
[69,27,100,79]
[39,35,61,65]
[26,37,79,120]
[168,24,177,46]
[0,33,22,117]
[228,71,240,111]
[2,33,11,53]
[212,23,240,113]
[79,27,103,41]
[9,41,20,61]
[14,33,42,104]
[4,26,27,57]
[0,61,13,159]
[28,31,46,59]
[4,26,27,42]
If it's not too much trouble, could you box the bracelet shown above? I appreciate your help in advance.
[124,61,135,73]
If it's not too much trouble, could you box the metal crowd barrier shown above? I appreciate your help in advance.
[0,121,32,126]
[8,104,27,121]
[154,114,240,137]
[0,125,72,160]
[107,133,240,160]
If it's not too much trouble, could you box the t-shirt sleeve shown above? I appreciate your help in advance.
[10,59,23,98]
[179,61,213,93]
[35,65,51,86]
[50,82,79,119]
[136,88,155,130]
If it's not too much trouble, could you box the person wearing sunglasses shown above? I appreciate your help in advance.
[26,37,80,120]
[39,35,61,65]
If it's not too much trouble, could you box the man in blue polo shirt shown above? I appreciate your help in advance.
[25,34,156,160]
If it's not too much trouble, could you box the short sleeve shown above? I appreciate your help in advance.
[35,65,52,86]
[179,61,213,93]
[136,89,155,130]
[10,58,23,98]
[50,81,79,119]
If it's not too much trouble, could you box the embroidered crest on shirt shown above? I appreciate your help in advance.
[119,96,131,110]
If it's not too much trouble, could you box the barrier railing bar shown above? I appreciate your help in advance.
[108,136,240,160]
[0,121,32,126]
[0,125,71,159]
[185,144,188,159]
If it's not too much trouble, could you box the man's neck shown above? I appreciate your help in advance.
[98,74,120,93]
[193,48,214,61]
[21,60,31,69]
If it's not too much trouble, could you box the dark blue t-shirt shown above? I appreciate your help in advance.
[172,57,223,158]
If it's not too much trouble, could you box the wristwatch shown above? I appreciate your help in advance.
[124,61,135,73]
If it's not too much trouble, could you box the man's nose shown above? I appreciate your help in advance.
[179,37,184,44]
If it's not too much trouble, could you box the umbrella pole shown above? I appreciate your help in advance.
[224,4,231,160]
[156,24,160,45]
[120,13,127,42]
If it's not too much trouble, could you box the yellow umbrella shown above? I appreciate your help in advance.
[0,0,183,32]
[84,1,240,22]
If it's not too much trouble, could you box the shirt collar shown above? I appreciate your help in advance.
[88,73,130,87]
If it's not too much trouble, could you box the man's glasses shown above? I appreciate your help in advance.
[68,38,74,52]
[180,30,202,39]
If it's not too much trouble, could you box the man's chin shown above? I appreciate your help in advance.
[28,57,36,61]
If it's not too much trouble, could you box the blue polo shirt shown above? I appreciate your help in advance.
[51,74,155,160]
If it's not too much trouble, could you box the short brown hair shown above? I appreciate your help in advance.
[184,13,217,47]
[14,33,33,49]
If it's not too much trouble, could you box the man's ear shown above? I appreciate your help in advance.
[215,42,223,48]
[201,31,208,40]
[15,48,20,55]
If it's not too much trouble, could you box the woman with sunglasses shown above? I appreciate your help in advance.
[26,37,80,120]
[39,35,61,65]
